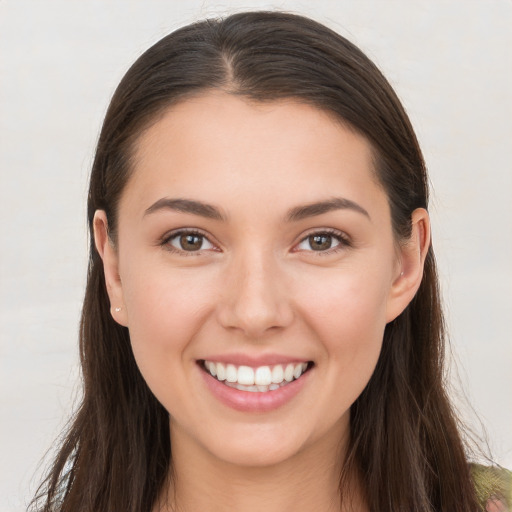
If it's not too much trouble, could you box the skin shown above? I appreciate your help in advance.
[94,92,430,512]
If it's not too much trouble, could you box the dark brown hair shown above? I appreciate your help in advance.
[31,11,479,512]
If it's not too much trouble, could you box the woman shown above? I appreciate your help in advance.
[30,11,510,512]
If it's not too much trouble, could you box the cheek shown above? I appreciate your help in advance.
[120,265,223,419]
[297,266,390,335]
[294,266,389,375]
[120,263,218,373]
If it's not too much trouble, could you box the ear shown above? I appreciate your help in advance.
[385,208,431,323]
[93,210,128,326]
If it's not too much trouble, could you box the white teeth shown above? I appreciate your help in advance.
[207,361,217,377]
[216,363,226,381]
[237,365,255,385]
[226,364,237,383]
[254,366,272,386]
[284,364,295,382]
[227,382,283,392]
[204,360,310,391]
[271,365,284,384]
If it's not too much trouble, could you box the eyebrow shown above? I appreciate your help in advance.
[144,198,227,221]
[285,197,370,222]
[144,196,370,223]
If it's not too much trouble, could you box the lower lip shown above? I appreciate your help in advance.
[200,365,311,413]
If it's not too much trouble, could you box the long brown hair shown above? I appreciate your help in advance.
[31,11,479,511]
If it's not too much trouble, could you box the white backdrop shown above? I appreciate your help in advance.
[1,1,511,510]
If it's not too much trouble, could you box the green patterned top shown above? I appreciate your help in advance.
[472,464,512,511]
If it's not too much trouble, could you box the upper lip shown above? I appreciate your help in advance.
[199,353,312,367]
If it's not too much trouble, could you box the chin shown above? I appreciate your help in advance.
[178,418,311,468]
[210,435,307,468]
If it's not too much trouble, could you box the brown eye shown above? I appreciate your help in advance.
[296,231,345,253]
[180,234,203,251]
[168,232,214,252]
[309,234,333,251]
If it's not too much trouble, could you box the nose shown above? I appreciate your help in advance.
[217,248,294,338]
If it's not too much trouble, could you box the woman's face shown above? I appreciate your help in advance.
[96,92,426,468]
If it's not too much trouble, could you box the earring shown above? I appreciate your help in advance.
[114,307,122,312]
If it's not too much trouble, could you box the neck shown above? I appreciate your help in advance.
[155,420,367,512]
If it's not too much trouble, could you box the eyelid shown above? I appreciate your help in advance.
[292,228,352,254]
[160,228,221,255]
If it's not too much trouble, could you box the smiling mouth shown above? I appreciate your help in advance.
[200,360,313,392]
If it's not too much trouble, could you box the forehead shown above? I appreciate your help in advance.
[122,92,386,218]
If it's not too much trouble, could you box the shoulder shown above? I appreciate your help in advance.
[471,463,512,511]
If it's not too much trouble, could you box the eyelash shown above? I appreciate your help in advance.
[294,228,352,255]
[160,229,217,256]
[160,228,351,256]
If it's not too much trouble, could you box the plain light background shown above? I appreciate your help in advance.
[1,1,511,510]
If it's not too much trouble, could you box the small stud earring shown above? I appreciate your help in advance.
[115,307,122,312]
[400,271,404,276]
